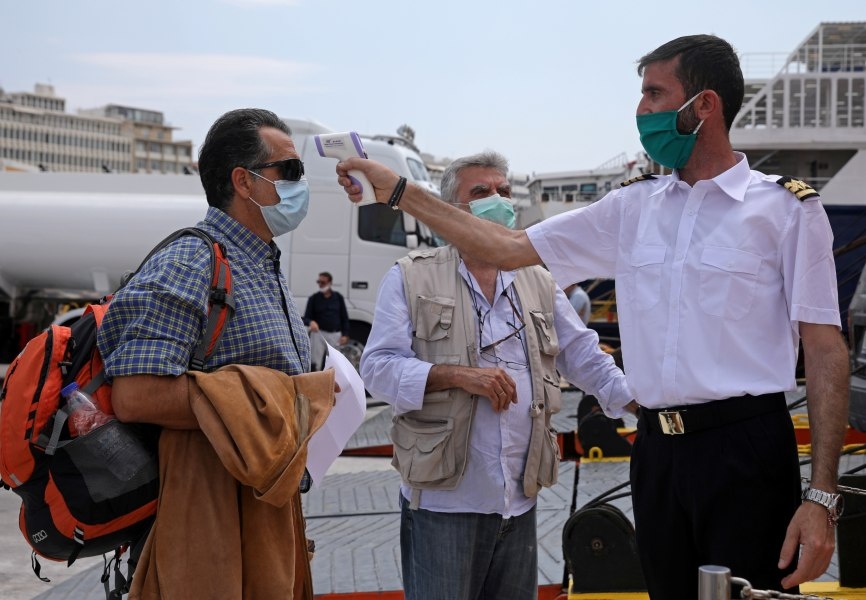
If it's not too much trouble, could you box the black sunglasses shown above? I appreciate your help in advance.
[249,158,305,181]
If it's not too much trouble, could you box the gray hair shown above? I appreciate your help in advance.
[440,150,509,204]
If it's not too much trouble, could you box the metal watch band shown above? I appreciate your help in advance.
[801,487,843,525]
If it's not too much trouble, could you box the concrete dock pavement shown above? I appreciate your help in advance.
[0,489,106,599]
[0,455,397,599]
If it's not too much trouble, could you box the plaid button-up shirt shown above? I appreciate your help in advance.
[98,206,310,378]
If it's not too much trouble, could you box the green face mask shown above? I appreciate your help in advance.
[468,194,516,229]
[636,91,705,169]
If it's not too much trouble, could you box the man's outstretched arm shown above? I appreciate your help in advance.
[336,157,541,271]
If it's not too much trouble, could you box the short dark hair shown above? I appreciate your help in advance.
[318,272,332,282]
[638,35,744,131]
[198,108,291,210]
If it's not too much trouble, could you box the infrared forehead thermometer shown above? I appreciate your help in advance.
[314,131,376,205]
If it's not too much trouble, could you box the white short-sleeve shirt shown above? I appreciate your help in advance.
[527,153,840,408]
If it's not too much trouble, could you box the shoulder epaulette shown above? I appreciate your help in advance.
[620,174,657,187]
[776,176,819,201]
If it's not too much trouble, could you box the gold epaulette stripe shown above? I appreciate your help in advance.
[619,174,657,187]
[776,176,820,201]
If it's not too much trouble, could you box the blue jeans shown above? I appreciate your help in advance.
[399,494,538,600]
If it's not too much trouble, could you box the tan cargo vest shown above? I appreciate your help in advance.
[393,245,562,507]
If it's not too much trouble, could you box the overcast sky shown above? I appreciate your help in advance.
[3,0,863,175]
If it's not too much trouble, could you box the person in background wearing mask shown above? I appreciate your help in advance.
[336,35,849,599]
[304,271,350,371]
[98,108,332,599]
[359,151,631,600]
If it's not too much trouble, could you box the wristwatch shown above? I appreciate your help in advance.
[801,487,845,525]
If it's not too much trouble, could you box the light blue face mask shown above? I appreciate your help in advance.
[468,194,516,229]
[248,170,310,237]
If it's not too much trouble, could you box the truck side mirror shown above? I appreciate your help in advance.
[402,213,417,233]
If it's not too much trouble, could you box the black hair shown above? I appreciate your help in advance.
[198,108,291,210]
[318,272,333,282]
[638,34,745,131]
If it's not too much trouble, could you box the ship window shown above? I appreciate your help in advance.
[853,79,865,127]
[562,184,577,202]
[804,78,818,126]
[836,79,850,127]
[790,79,803,127]
[819,79,832,127]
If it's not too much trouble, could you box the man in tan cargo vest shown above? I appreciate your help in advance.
[359,151,633,600]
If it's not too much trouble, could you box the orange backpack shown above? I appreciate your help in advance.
[0,227,233,590]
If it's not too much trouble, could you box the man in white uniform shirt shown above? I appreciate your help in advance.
[338,35,849,600]
[360,151,632,600]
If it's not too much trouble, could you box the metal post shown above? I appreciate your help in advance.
[698,565,731,600]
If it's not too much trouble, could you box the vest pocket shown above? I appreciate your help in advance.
[536,427,560,489]
[414,296,455,342]
[391,414,456,486]
[529,310,560,355]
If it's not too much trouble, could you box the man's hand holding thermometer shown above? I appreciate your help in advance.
[315,132,377,205]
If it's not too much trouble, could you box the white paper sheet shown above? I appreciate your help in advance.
[305,342,367,487]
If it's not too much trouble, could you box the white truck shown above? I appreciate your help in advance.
[0,118,439,377]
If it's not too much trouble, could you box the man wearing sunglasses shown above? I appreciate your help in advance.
[360,151,632,600]
[97,108,330,598]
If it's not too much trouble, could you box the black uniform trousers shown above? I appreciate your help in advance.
[630,393,802,599]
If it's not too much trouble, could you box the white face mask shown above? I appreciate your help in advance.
[247,171,310,237]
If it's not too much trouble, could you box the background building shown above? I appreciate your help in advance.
[0,84,194,174]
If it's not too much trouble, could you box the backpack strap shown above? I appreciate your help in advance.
[121,227,235,372]
[190,233,233,371]
[102,547,131,600]
[43,405,71,456]
[30,551,50,583]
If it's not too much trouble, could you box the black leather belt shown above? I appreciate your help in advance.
[640,392,787,435]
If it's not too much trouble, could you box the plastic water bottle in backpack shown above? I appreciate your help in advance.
[61,382,113,436]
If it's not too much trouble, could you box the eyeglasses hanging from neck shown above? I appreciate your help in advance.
[469,272,529,370]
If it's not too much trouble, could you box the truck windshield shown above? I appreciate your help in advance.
[407,158,430,182]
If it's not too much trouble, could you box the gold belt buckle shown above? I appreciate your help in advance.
[658,411,685,435]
